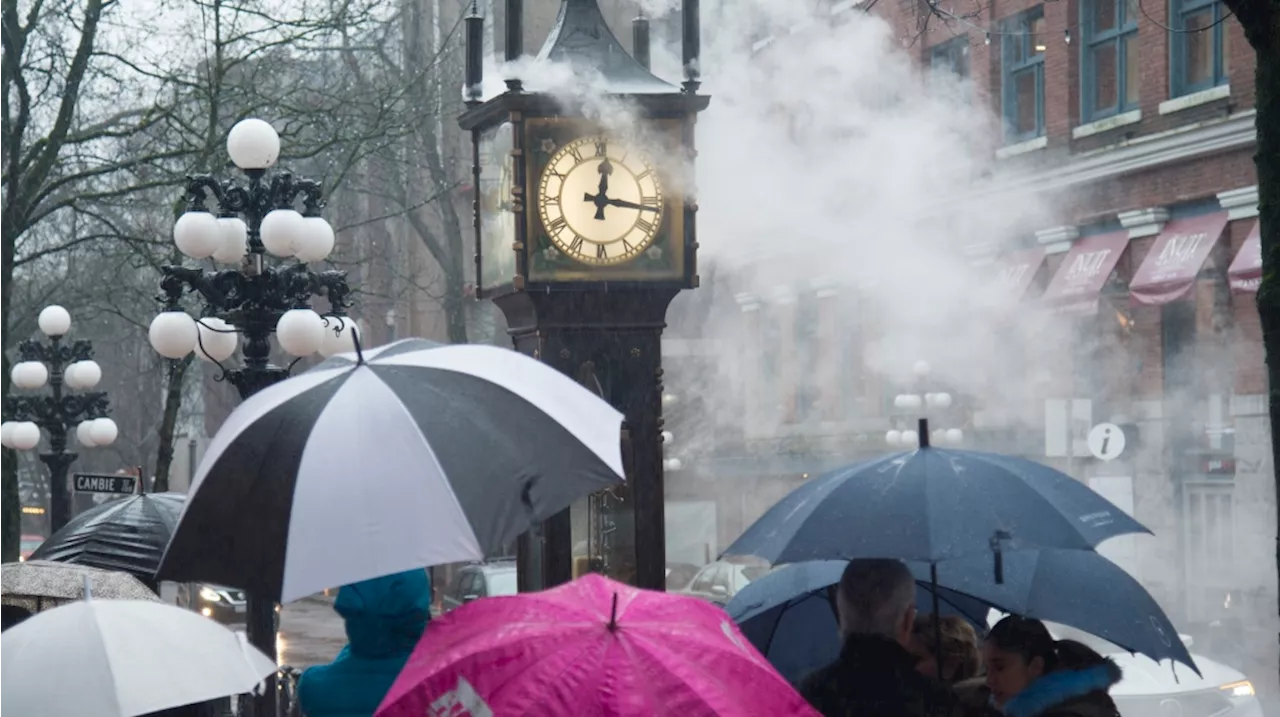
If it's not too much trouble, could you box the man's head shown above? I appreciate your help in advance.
[835,559,917,647]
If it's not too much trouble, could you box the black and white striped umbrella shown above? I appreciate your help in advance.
[157,338,624,603]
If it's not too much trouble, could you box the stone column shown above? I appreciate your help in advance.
[771,286,798,425]
[811,277,841,422]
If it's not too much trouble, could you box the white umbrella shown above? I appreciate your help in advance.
[1,598,276,717]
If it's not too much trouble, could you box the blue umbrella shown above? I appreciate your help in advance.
[722,435,1150,566]
[726,561,991,684]
[726,551,1198,684]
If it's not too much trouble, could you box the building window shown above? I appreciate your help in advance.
[1171,0,1229,96]
[1081,0,1139,119]
[930,37,970,79]
[1001,8,1047,141]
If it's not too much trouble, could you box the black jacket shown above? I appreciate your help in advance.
[798,634,964,717]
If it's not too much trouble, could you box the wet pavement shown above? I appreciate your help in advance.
[277,593,346,668]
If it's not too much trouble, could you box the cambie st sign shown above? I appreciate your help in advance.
[73,472,137,495]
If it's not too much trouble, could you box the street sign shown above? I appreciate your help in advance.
[73,473,137,495]
[1087,423,1126,462]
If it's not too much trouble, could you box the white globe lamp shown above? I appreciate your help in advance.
[260,209,305,257]
[933,392,953,409]
[945,428,964,446]
[88,418,118,447]
[0,422,14,448]
[149,311,199,359]
[886,430,903,447]
[913,360,931,378]
[294,216,336,263]
[226,119,280,170]
[173,211,222,259]
[76,421,98,448]
[37,305,71,336]
[195,318,239,362]
[318,316,359,358]
[276,309,325,356]
[662,430,674,445]
[664,458,683,471]
[902,430,919,447]
[11,361,48,390]
[212,217,248,265]
[66,360,102,390]
[9,422,40,451]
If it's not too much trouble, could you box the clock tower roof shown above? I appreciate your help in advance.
[536,0,677,94]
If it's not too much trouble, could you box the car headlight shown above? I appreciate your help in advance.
[1220,680,1255,699]
[199,587,222,602]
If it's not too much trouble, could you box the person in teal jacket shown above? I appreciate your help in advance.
[298,569,431,717]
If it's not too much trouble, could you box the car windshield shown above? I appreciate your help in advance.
[487,569,517,596]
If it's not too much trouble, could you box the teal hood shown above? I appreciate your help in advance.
[298,570,431,717]
[335,569,431,658]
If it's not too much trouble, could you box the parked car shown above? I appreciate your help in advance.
[192,583,247,624]
[1052,622,1264,717]
[675,560,772,606]
[441,560,517,612]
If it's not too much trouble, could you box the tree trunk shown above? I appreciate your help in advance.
[152,355,193,493]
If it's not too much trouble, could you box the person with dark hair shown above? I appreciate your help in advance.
[982,616,1122,717]
[910,614,982,684]
[799,559,962,717]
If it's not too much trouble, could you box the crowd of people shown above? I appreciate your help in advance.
[132,558,1122,717]
[800,559,1122,717]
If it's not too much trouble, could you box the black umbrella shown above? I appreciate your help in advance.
[30,492,185,588]
[158,338,626,602]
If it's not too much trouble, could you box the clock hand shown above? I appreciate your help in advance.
[604,197,660,213]
[587,157,614,220]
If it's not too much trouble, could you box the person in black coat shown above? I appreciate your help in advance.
[799,559,964,717]
[982,616,1122,717]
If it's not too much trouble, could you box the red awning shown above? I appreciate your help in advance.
[995,248,1047,298]
[1129,212,1228,305]
[1041,230,1130,315]
[1228,220,1262,292]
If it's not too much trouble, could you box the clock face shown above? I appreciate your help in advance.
[537,135,664,266]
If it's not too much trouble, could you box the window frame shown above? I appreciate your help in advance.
[1001,8,1047,141]
[929,36,971,79]
[1080,0,1140,120]
[1169,0,1228,96]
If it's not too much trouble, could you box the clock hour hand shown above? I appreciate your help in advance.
[604,197,660,213]
[586,157,614,220]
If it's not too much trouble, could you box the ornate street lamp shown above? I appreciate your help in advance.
[148,118,353,717]
[1,305,117,532]
[885,360,965,448]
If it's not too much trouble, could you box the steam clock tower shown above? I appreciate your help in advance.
[459,0,709,592]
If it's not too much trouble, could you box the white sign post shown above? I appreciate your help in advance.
[1087,423,1126,461]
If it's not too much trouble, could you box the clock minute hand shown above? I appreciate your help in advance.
[605,197,660,213]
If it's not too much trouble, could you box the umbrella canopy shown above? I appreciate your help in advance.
[29,492,184,584]
[1,560,159,613]
[375,573,818,717]
[159,338,626,602]
[723,447,1149,565]
[1,598,276,717]
[725,560,991,684]
[724,551,1197,685]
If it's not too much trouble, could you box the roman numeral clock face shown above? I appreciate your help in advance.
[537,136,663,266]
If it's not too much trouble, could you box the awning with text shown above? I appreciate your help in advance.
[1041,231,1130,315]
[1129,212,1228,305]
[1228,220,1261,293]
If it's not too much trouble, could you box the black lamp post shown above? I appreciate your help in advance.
[1,305,115,533]
[149,118,353,717]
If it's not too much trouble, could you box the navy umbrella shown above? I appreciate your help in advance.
[30,492,184,589]
[723,430,1150,566]
[727,551,1197,684]
[726,560,991,684]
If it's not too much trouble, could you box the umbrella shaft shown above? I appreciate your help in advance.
[242,597,278,717]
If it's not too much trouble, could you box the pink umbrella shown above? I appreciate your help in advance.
[375,573,819,717]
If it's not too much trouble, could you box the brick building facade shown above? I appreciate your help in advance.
[657,0,1276,698]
